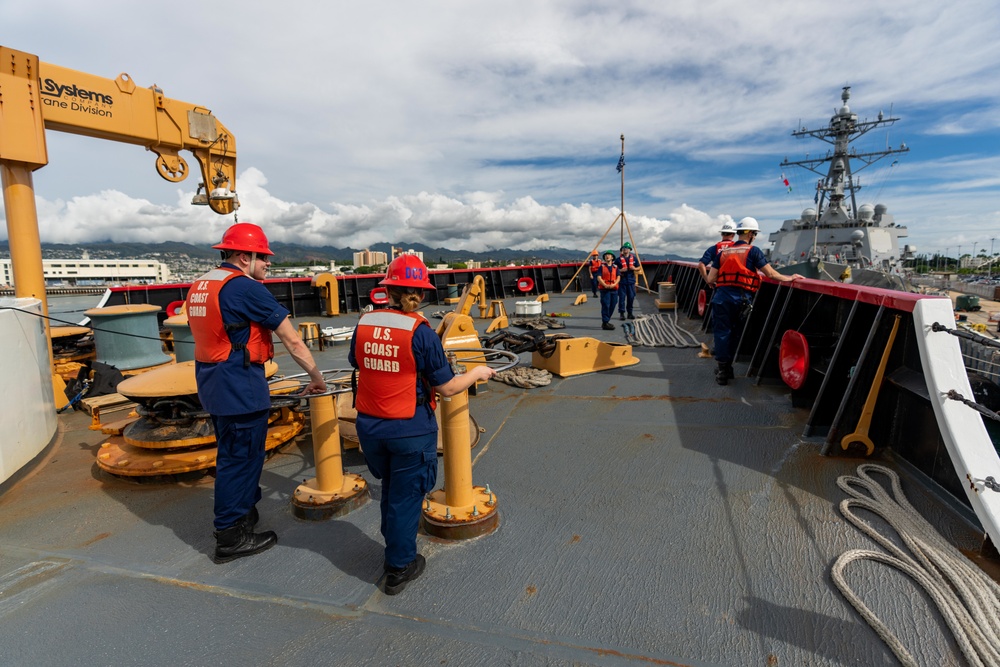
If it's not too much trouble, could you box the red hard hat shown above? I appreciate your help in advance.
[212,223,273,256]
[379,254,435,290]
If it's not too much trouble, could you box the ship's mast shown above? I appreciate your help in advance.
[780,87,908,223]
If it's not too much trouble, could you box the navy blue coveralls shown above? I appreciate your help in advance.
[616,253,639,317]
[349,324,455,570]
[194,263,290,531]
[710,242,768,364]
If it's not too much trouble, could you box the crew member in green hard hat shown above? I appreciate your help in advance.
[706,217,802,385]
[597,249,620,330]
[615,241,640,320]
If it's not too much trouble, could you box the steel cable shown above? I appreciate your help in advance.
[831,464,1000,667]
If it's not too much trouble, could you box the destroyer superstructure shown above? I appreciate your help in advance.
[769,87,916,289]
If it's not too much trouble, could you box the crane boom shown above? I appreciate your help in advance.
[0,45,240,401]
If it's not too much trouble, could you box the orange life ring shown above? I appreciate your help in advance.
[516,277,534,293]
[696,289,707,317]
[369,287,390,305]
[166,300,185,317]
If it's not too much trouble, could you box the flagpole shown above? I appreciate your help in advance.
[619,134,625,247]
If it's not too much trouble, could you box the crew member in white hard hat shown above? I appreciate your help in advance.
[706,217,802,385]
[697,220,737,284]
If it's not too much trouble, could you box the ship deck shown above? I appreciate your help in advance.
[0,290,990,666]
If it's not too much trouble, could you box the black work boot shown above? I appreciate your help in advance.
[383,554,426,595]
[715,363,730,386]
[725,364,735,380]
[213,523,277,564]
[240,506,259,530]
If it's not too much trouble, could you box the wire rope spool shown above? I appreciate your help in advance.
[95,360,306,479]
[163,313,194,363]
[84,304,172,371]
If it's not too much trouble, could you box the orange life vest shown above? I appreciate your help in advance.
[617,254,638,273]
[599,264,619,290]
[186,267,275,365]
[716,245,761,292]
[589,258,602,274]
[354,310,436,419]
[715,239,735,253]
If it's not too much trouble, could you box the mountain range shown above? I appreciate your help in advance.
[0,240,684,264]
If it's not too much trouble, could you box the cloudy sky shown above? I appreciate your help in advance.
[3,0,1000,260]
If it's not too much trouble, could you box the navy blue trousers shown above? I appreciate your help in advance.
[211,410,269,531]
[362,432,438,570]
[600,289,618,323]
[618,281,636,315]
[710,287,751,364]
[590,274,600,295]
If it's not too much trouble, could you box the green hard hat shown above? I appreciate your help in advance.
[621,242,633,250]
[603,249,616,258]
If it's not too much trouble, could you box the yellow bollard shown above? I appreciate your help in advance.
[421,363,499,539]
[292,393,368,520]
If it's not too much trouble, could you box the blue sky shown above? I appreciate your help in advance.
[2,0,999,260]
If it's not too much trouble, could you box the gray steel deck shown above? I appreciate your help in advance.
[0,291,984,666]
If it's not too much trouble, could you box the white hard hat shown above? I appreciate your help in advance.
[719,220,737,234]
[736,217,759,232]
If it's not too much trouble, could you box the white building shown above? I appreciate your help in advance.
[0,258,171,287]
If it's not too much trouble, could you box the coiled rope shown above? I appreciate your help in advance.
[494,366,552,388]
[625,314,700,348]
[831,464,1000,666]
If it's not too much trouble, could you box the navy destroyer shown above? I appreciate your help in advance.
[769,87,917,290]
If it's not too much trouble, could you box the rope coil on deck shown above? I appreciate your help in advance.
[494,366,552,388]
[831,464,1000,667]
[624,314,700,348]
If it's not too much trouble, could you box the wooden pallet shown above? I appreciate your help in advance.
[80,393,138,430]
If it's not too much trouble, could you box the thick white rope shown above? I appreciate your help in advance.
[831,464,1000,666]
[626,313,700,348]
[494,366,552,388]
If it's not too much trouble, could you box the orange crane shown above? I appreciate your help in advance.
[0,46,238,385]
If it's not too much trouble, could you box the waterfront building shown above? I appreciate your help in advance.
[0,257,171,287]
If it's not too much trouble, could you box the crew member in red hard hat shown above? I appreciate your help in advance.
[349,253,495,595]
[187,222,326,564]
